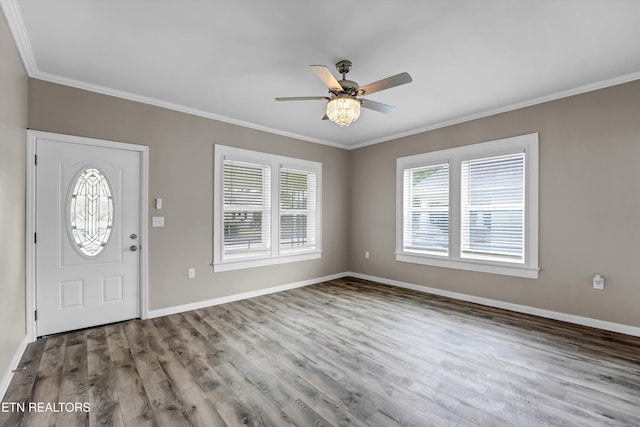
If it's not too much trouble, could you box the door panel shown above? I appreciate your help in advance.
[36,138,140,336]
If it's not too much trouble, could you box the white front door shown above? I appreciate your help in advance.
[35,136,141,336]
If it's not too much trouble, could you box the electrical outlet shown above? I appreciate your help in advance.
[188,268,196,279]
[364,251,370,259]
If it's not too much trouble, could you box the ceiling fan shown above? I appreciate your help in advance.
[275,60,412,127]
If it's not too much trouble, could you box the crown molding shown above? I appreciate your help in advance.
[32,71,350,150]
[31,66,640,152]
[350,70,640,150]
[0,0,349,150]
[3,0,639,151]
[0,0,37,74]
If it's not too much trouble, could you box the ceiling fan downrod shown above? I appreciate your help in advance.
[334,60,359,96]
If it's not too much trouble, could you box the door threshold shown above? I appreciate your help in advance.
[38,317,142,340]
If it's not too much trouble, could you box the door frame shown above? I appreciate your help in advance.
[26,130,149,341]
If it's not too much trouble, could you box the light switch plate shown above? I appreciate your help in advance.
[593,274,604,290]
[152,216,165,227]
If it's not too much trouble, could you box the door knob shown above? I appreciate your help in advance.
[129,245,138,252]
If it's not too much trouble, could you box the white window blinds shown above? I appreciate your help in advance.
[403,163,449,255]
[461,152,525,263]
[223,159,271,258]
[396,133,538,278]
[215,145,323,271]
[280,168,317,252]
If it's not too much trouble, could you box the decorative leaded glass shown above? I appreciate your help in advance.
[69,168,114,257]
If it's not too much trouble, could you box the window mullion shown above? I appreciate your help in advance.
[271,161,280,258]
[449,158,461,261]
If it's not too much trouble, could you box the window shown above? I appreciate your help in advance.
[214,145,322,271]
[461,153,525,263]
[222,159,271,259]
[280,168,317,252]
[402,163,449,255]
[396,133,538,278]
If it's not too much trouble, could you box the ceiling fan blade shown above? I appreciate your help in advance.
[275,96,330,101]
[361,99,396,114]
[358,72,412,96]
[310,65,344,92]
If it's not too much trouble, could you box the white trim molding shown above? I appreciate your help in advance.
[0,336,28,400]
[347,272,640,338]
[4,0,640,151]
[348,71,640,150]
[26,130,150,342]
[7,266,639,400]
[150,270,640,338]
[0,0,37,74]
[148,272,346,319]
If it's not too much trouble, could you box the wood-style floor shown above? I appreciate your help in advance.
[2,277,640,426]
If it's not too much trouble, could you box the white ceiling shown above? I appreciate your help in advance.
[3,0,640,149]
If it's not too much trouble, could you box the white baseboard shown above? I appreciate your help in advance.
[3,271,637,401]
[346,272,640,337]
[141,269,640,336]
[147,272,348,319]
[0,335,28,400]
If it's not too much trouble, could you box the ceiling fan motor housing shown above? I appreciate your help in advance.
[335,79,359,96]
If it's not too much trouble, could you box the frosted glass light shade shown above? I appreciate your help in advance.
[326,95,361,127]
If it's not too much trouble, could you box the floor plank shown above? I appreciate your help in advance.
[86,326,125,427]
[2,277,640,426]
[104,324,155,426]
[57,331,89,427]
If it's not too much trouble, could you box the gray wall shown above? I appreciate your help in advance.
[25,78,640,329]
[0,9,28,387]
[28,79,350,311]
[349,80,640,328]
[3,21,639,393]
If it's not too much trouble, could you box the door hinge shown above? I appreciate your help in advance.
[34,310,37,321]
[34,154,37,166]
[34,233,37,244]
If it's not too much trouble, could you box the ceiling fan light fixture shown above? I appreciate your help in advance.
[326,95,361,127]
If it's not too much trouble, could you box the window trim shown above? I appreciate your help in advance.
[214,145,322,272]
[396,133,539,279]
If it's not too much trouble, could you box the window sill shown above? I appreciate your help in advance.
[396,253,539,279]
[214,251,321,272]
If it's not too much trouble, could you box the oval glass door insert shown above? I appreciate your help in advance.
[68,168,114,257]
